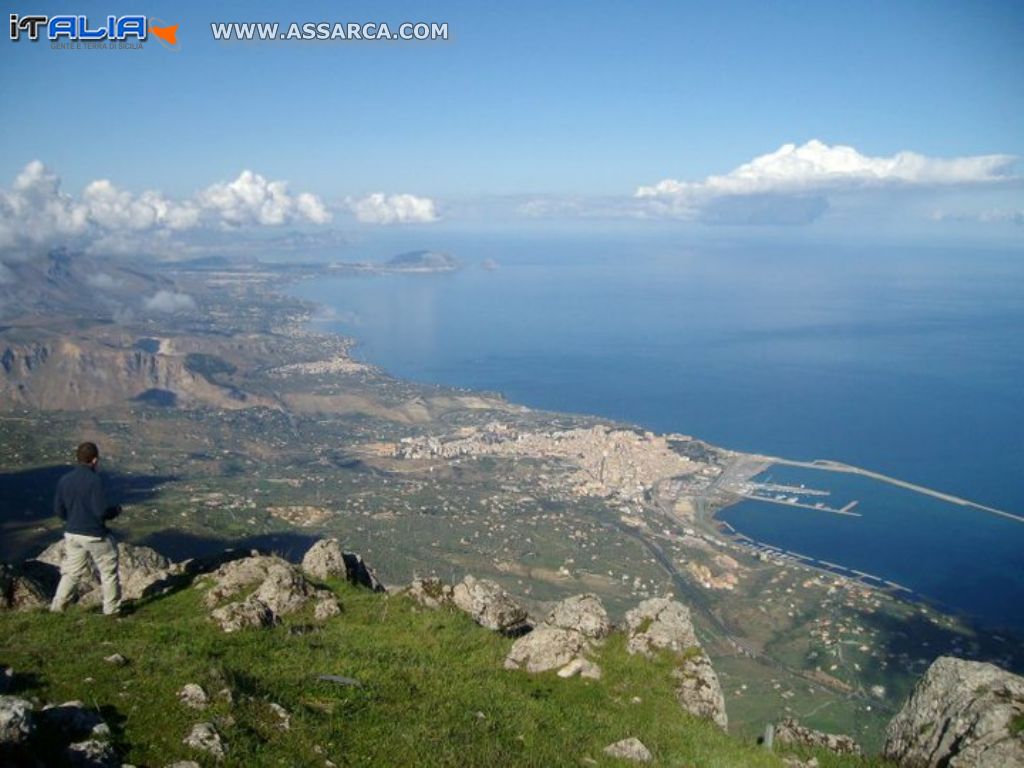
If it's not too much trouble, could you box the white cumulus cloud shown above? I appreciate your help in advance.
[636,140,1017,224]
[0,161,332,254]
[198,170,331,227]
[143,290,196,313]
[350,192,438,224]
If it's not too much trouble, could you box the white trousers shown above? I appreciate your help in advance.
[50,532,122,615]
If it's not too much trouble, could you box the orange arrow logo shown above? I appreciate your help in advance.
[149,23,178,46]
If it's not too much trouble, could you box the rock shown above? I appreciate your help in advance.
[0,563,49,610]
[603,737,652,762]
[452,575,530,634]
[342,551,386,593]
[313,593,342,620]
[255,564,315,615]
[178,684,208,710]
[782,758,820,768]
[0,666,12,693]
[36,540,177,604]
[406,577,454,609]
[0,694,34,746]
[624,597,727,731]
[184,722,226,759]
[674,653,728,730]
[202,555,331,631]
[504,626,587,673]
[104,653,127,666]
[883,655,1024,768]
[268,702,290,730]
[624,597,699,657]
[301,538,347,581]
[775,717,860,755]
[557,657,602,680]
[210,595,277,633]
[165,763,201,768]
[65,738,119,767]
[545,594,612,639]
[39,701,107,740]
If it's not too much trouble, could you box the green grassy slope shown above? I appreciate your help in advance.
[0,582,892,767]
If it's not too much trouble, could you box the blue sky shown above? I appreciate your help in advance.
[0,0,1021,248]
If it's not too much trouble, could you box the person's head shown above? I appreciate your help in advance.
[76,441,99,467]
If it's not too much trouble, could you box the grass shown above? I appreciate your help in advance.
[0,581,893,767]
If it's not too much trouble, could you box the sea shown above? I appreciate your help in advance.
[290,233,1024,633]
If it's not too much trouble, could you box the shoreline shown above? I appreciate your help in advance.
[284,268,1021,636]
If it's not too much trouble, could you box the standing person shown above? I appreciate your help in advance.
[50,441,124,616]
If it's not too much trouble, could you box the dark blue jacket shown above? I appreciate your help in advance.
[54,465,120,537]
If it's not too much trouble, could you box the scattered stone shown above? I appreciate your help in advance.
[781,758,819,768]
[452,575,530,634]
[317,675,363,687]
[556,657,602,680]
[216,688,234,705]
[314,595,342,621]
[184,722,226,760]
[0,695,34,746]
[883,655,1024,768]
[505,626,587,673]
[775,717,860,755]
[545,594,612,639]
[602,737,652,762]
[103,653,127,666]
[406,577,454,609]
[268,702,290,730]
[624,597,699,657]
[210,595,277,633]
[164,761,201,768]
[65,738,118,767]
[674,653,728,731]
[178,684,209,710]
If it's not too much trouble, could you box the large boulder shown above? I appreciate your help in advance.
[883,656,1024,768]
[674,652,729,731]
[0,695,34,746]
[200,555,338,632]
[624,597,699,657]
[302,539,386,592]
[452,575,530,634]
[504,626,588,673]
[774,717,860,756]
[545,594,612,639]
[505,594,611,677]
[0,563,49,610]
[35,540,178,604]
[624,597,727,731]
[301,538,346,581]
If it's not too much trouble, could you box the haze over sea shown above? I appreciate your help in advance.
[293,234,1024,632]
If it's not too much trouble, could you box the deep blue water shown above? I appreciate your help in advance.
[291,236,1024,630]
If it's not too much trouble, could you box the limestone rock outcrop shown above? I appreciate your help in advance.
[451,575,530,634]
[302,538,386,593]
[200,555,339,632]
[883,655,1024,768]
[35,540,178,604]
[505,594,609,678]
[774,717,861,755]
[624,597,727,730]
[0,563,49,610]
[0,695,34,746]
[406,577,454,609]
[603,737,653,762]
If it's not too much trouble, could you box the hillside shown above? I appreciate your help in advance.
[0,544,891,768]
